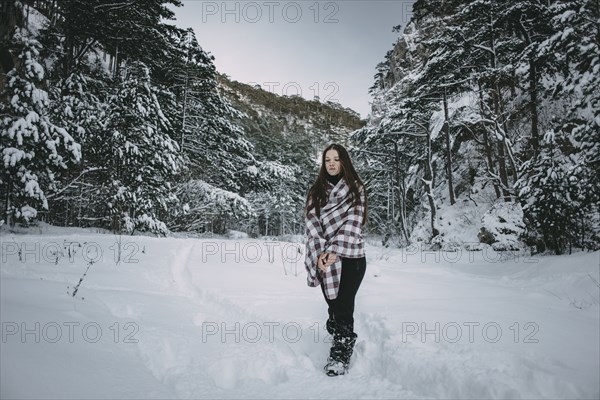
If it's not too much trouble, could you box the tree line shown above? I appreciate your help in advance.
[354,0,599,254]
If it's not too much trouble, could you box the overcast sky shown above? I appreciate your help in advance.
[170,1,415,119]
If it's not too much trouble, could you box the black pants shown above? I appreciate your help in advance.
[321,256,366,362]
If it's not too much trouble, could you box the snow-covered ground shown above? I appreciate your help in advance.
[1,225,599,399]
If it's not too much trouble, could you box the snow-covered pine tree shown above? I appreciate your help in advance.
[45,70,109,226]
[103,60,184,234]
[0,27,81,226]
[550,0,600,216]
[33,0,192,231]
[516,0,600,252]
[516,129,590,254]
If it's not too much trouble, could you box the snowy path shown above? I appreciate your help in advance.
[1,232,598,399]
[134,240,416,398]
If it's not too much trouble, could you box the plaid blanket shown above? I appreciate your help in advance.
[304,178,366,299]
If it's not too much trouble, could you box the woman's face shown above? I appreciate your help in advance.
[325,149,342,176]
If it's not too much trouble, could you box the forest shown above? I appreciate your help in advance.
[355,0,599,254]
[1,0,598,255]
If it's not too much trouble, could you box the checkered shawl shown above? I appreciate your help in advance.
[304,178,365,300]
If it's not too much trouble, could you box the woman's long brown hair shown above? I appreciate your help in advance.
[305,143,368,225]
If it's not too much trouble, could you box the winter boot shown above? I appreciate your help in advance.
[324,357,348,376]
[324,332,357,376]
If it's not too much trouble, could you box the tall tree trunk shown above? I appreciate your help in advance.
[478,82,501,199]
[63,1,74,78]
[113,42,119,79]
[529,55,540,154]
[516,20,540,155]
[493,86,511,201]
[393,141,409,242]
[398,179,409,243]
[489,14,510,201]
[443,90,456,205]
[501,115,519,184]
[424,128,439,240]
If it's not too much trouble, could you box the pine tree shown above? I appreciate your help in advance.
[546,0,599,204]
[46,70,109,227]
[102,61,184,234]
[516,130,591,253]
[0,27,81,226]
[517,0,600,252]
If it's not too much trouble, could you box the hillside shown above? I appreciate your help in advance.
[217,74,364,161]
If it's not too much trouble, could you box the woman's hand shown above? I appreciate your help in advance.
[317,252,338,272]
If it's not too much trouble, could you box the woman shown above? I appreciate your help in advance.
[304,143,368,376]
